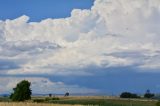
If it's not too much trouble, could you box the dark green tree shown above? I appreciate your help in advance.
[64,92,69,97]
[120,92,140,98]
[10,80,32,101]
[144,89,155,98]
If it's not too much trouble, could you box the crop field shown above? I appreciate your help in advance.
[0,96,158,106]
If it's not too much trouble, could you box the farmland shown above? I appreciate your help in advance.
[0,96,158,106]
[0,103,84,106]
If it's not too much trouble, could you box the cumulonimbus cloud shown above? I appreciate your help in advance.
[0,0,160,76]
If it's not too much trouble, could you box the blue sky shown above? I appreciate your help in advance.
[0,0,160,95]
[0,0,94,21]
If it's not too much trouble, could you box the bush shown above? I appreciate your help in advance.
[33,97,60,103]
[52,97,60,100]
[120,92,140,98]
[33,99,45,103]
[144,93,155,98]
[45,97,60,101]
[45,97,50,101]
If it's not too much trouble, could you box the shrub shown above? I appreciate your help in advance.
[52,97,60,100]
[33,99,45,103]
[144,93,155,98]
[45,97,50,101]
[45,97,60,102]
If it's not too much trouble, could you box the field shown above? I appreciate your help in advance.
[0,96,158,106]
[48,96,157,106]
[0,103,84,106]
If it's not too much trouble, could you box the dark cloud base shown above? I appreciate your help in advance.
[46,67,160,95]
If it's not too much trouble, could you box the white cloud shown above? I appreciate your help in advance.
[0,77,98,94]
[0,0,160,76]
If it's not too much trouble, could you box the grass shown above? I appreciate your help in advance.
[50,99,157,106]
[0,96,158,106]
[0,97,11,102]
[0,103,85,106]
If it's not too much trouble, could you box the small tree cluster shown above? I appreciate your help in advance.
[10,80,32,101]
[120,92,140,98]
[144,90,155,98]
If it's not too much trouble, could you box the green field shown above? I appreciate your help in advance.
[32,96,158,106]
[51,99,156,106]
[0,96,158,106]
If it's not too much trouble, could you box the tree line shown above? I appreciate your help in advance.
[120,90,155,99]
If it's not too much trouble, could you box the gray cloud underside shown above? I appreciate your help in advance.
[0,77,98,94]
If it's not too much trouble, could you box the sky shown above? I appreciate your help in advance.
[0,0,94,22]
[0,0,160,95]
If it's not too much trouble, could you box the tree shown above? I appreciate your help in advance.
[49,94,52,97]
[64,92,69,97]
[10,80,32,101]
[144,89,155,98]
[120,92,140,98]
